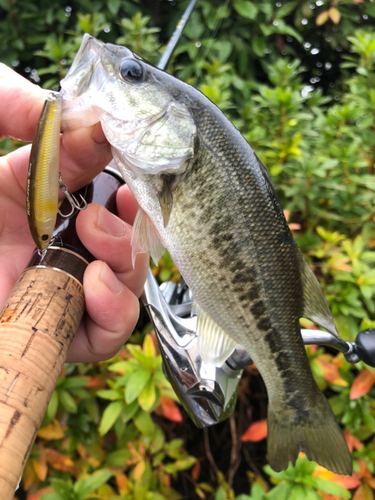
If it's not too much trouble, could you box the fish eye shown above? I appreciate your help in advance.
[119,59,144,83]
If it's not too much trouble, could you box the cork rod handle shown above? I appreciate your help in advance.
[0,266,84,499]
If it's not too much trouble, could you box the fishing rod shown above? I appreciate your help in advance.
[157,0,198,71]
[0,3,199,498]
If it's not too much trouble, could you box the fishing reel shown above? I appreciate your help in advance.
[142,270,375,428]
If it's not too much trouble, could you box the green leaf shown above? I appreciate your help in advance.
[107,0,120,15]
[41,494,64,500]
[59,389,77,413]
[96,389,122,401]
[234,0,258,19]
[215,487,226,500]
[163,456,196,473]
[125,368,152,404]
[266,482,293,500]
[109,359,141,374]
[105,449,132,467]
[138,379,156,411]
[124,399,140,423]
[46,390,59,420]
[74,470,112,500]
[127,344,155,369]
[143,334,156,358]
[357,67,368,76]
[289,485,310,500]
[252,36,266,57]
[49,478,74,498]
[133,408,156,435]
[277,2,296,18]
[313,478,351,498]
[62,377,89,389]
[245,483,265,500]
[150,426,165,454]
[99,401,123,436]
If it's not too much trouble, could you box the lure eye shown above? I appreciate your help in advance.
[119,59,144,83]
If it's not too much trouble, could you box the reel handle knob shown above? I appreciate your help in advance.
[355,329,375,368]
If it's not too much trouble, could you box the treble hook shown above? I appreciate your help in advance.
[58,173,88,217]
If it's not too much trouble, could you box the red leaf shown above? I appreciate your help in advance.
[344,430,364,453]
[241,419,267,442]
[162,473,171,487]
[314,465,360,490]
[115,474,130,494]
[316,359,347,386]
[330,474,360,489]
[46,449,77,474]
[191,461,201,481]
[350,370,375,400]
[86,377,101,388]
[160,396,183,422]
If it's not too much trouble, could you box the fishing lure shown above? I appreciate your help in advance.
[27,92,88,251]
[27,92,62,250]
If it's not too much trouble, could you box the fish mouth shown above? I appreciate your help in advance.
[61,34,103,98]
[60,35,137,131]
[60,35,108,130]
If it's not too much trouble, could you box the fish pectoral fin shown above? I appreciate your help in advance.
[131,208,165,267]
[298,249,340,337]
[158,177,173,227]
[193,303,238,367]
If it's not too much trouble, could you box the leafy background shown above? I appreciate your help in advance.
[1,0,375,498]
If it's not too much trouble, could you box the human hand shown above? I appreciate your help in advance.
[0,63,149,363]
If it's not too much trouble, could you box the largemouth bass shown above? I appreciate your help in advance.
[60,34,352,475]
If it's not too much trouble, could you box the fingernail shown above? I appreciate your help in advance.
[99,261,123,295]
[96,205,126,237]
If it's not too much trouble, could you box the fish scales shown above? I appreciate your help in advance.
[60,34,352,475]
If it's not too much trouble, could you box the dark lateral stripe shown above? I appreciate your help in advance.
[257,316,272,332]
[250,300,267,318]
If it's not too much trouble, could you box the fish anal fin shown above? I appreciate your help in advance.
[193,303,238,367]
[131,208,165,268]
[267,389,352,475]
[298,250,339,337]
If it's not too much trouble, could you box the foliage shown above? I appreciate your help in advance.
[1,0,375,499]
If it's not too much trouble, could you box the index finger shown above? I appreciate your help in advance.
[1,64,112,194]
[0,63,47,142]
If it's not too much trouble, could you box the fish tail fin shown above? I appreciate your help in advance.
[267,390,352,475]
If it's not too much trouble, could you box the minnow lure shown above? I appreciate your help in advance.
[27,92,62,250]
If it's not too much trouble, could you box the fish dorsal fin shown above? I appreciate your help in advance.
[298,250,339,337]
[193,302,238,367]
[131,208,165,267]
